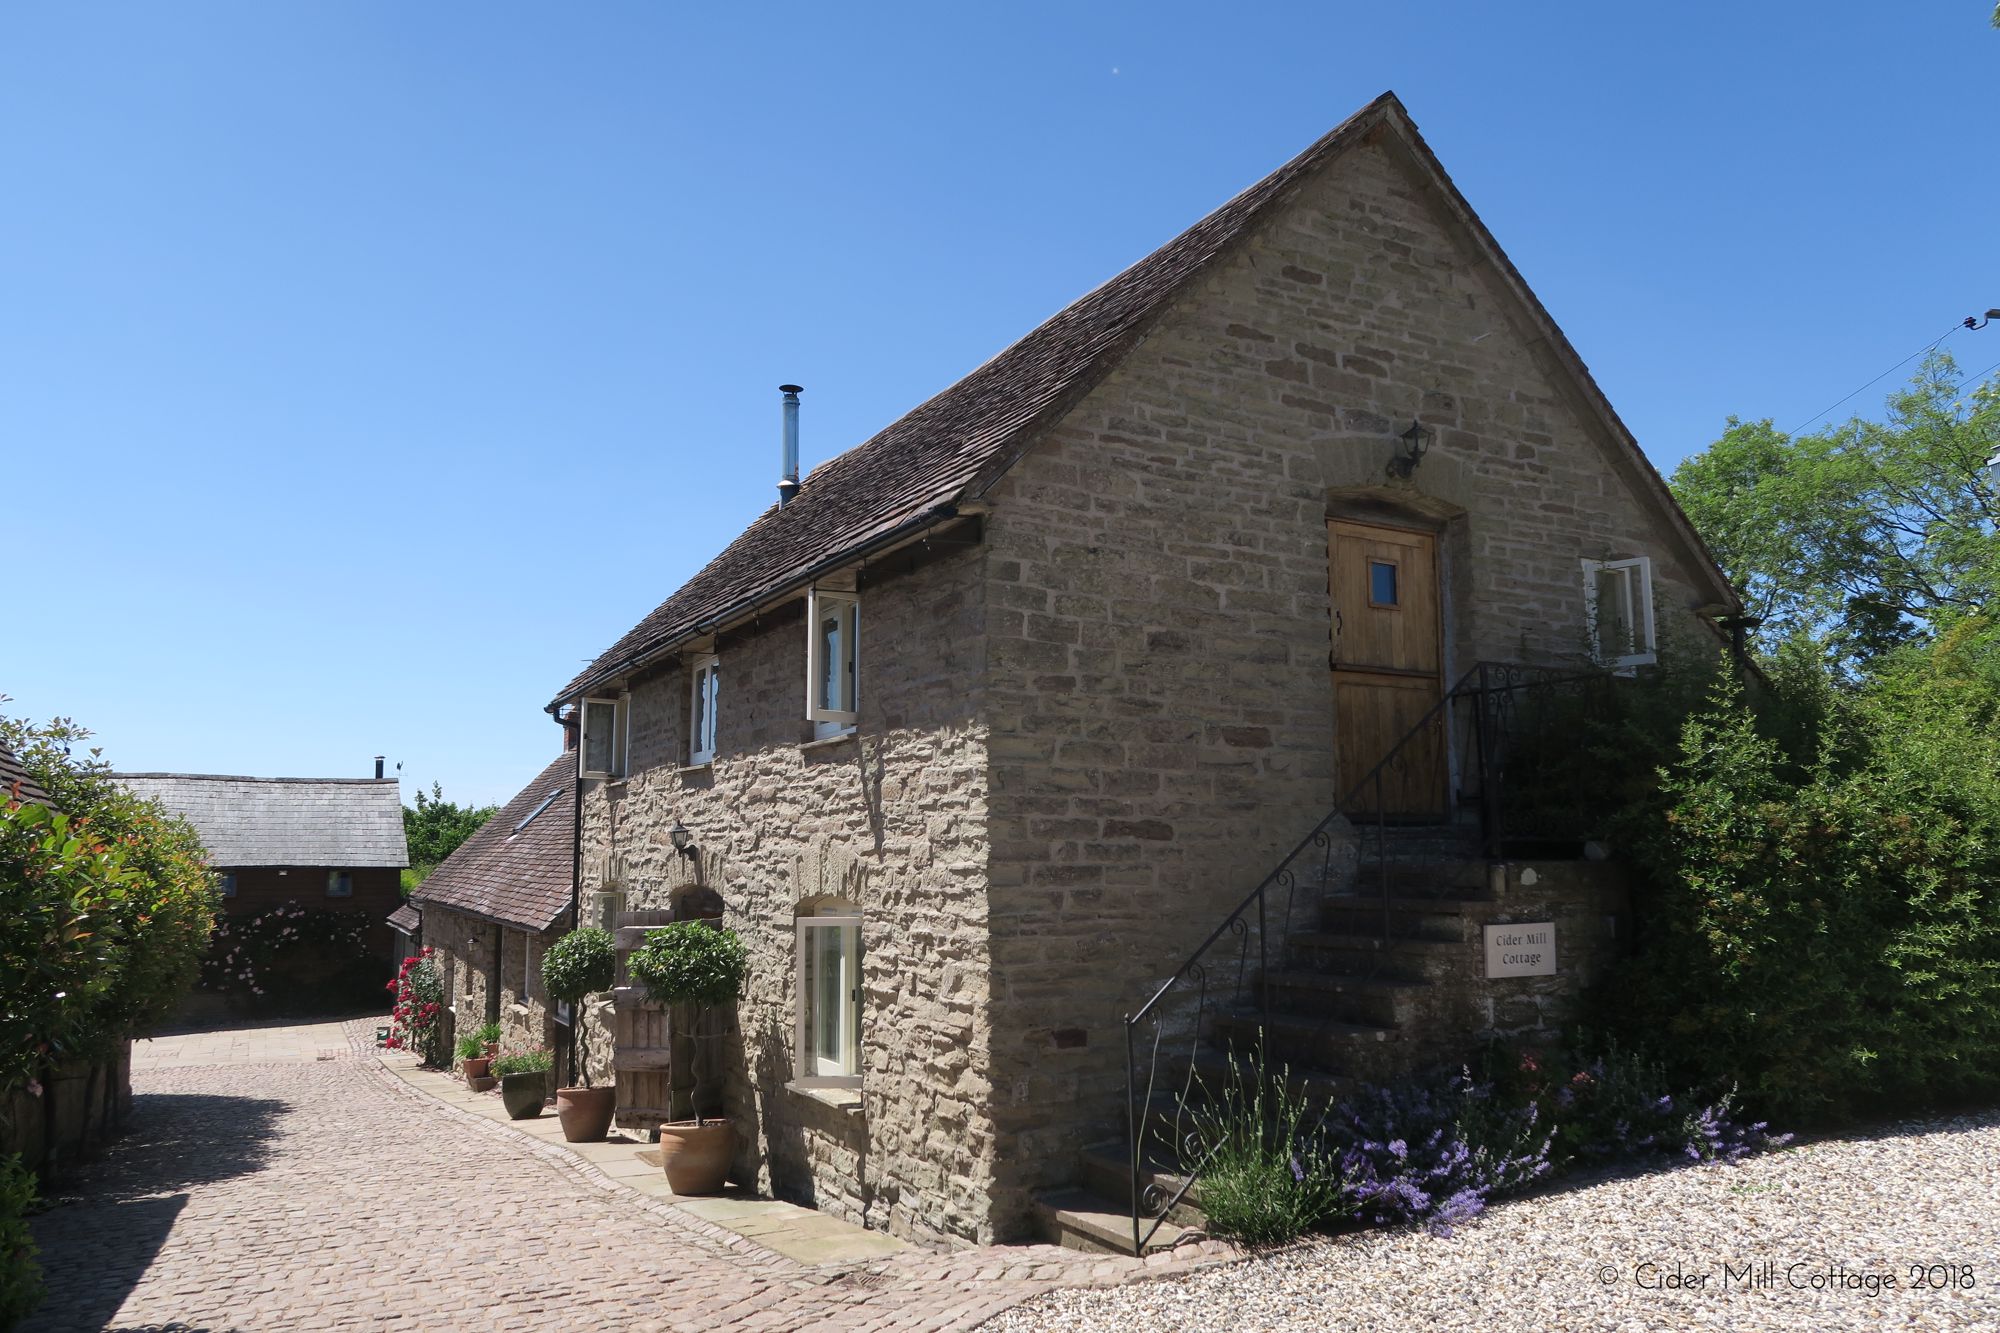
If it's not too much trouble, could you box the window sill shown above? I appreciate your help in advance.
[800,730,858,754]
[678,760,713,775]
[785,1081,863,1114]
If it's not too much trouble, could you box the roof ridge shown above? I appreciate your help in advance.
[112,772,400,785]
[551,92,1404,708]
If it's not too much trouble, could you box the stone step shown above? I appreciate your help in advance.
[1285,930,1464,982]
[1208,1010,1399,1077]
[1033,1187,1193,1255]
[1077,1140,1208,1229]
[1317,893,1492,943]
[1258,968,1430,1028]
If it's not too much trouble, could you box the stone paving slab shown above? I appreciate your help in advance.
[377,1044,911,1267]
[23,1018,1238,1331]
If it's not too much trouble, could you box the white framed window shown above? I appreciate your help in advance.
[579,694,630,778]
[220,872,237,899]
[689,654,720,765]
[794,910,862,1088]
[806,588,859,735]
[326,870,353,898]
[1582,556,1657,669]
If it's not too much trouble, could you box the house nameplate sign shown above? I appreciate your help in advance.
[1484,922,1556,978]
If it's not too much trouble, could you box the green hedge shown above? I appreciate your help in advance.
[1603,624,2000,1123]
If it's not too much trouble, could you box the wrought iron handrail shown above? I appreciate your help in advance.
[1119,659,1615,1253]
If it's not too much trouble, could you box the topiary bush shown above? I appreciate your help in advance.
[541,927,615,1087]
[627,922,746,1008]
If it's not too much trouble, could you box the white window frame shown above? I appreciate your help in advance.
[689,654,720,765]
[579,693,630,779]
[793,913,863,1089]
[1582,556,1658,670]
[326,870,353,898]
[805,587,860,732]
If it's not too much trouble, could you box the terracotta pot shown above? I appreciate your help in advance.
[484,1041,500,1059]
[500,1071,548,1120]
[657,1120,734,1195]
[462,1056,493,1086]
[556,1085,616,1142]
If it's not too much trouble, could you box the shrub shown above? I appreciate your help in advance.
[1,711,218,1088]
[385,951,446,1066]
[1328,1066,1556,1234]
[0,1155,38,1329]
[628,923,746,1008]
[1604,640,2000,1123]
[1180,1048,1346,1244]
[541,927,615,1088]
[492,1048,552,1077]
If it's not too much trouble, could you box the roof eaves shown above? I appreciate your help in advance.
[547,499,968,711]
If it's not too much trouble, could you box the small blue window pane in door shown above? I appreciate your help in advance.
[1369,560,1399,607]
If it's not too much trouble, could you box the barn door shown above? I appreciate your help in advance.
[1329,519,1445,819]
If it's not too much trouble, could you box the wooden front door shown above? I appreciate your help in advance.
[1329,519,1446,818]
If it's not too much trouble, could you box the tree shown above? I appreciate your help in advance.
[401,783,497,890]
[1671,352,2000,670]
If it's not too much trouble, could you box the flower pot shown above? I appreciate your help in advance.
[468,1074,497,1093]
[462,1056,493,1087]
[500,1071,548,1120]
[556,1085,616,1142]
[657,1119,734,1195]
[484,1041,500,1059]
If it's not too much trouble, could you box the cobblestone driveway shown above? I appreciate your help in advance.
[24,1021,1191,1332]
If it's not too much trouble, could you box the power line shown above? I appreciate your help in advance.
[1790,322,1964,435]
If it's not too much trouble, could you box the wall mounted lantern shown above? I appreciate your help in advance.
[1387,419,1434,480]
[669,820,699,861]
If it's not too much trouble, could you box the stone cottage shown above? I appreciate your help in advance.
[548,92,1739,1249]
[405,750,577,1064]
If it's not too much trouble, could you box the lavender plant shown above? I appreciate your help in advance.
[1180,1046,1347,1244]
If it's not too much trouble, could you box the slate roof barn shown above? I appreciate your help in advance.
[114,774,409,868]
[407,753,575,933]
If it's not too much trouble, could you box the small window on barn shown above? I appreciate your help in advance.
[1582,556,1657,670]
[580,694,630,779]
[689,654,720,765]
[794,905,862,1089]
[220,872,237,899]
[805,588,859,738]
[326,870,353,898]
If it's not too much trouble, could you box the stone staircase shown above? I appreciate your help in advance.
[1034,820,1496,1254]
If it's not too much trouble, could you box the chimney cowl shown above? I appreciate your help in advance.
[778,384,803,506]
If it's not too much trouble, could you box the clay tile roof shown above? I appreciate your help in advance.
[113,773,409,868]
[0,742,51,808]
[387,902,422,934]
[551,94,1402,708]
[408,753,574,933]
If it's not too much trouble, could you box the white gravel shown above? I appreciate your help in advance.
[984,1108,2000,1331]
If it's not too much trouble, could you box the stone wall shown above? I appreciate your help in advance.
[576,535,995,1245]
[975,133,1720,1236]
[417,904,563,1068]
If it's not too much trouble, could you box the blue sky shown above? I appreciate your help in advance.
[4,3,1997,807]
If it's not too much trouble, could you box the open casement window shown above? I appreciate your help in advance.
[579,694,630,779]
[1582,556,1658,670]
[689,654,720,765]
[805,588,859,731]
[794,913,862,1088]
